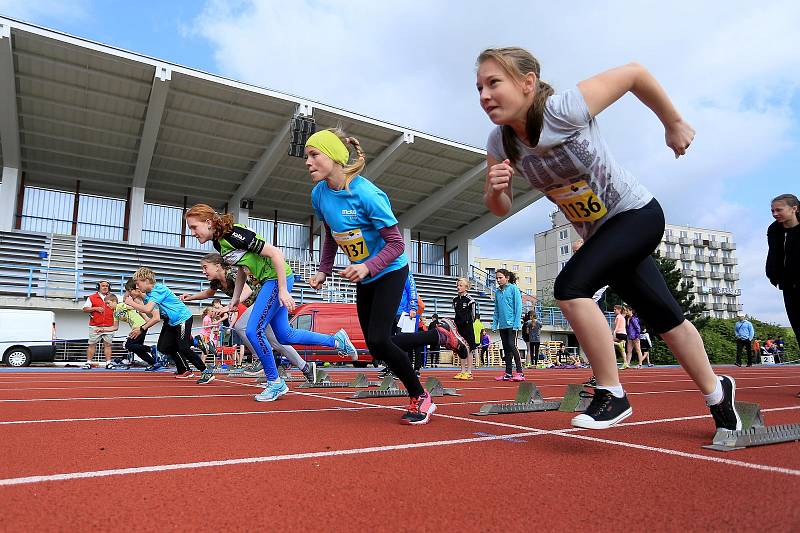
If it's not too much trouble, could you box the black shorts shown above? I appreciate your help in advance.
[455,321,478,351]
[615,333,628,342]
[553,199,684,334]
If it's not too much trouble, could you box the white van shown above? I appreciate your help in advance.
[0,309,56,367]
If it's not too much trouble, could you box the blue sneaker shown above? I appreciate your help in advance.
[254,379,289,402]
[144,362,163,372]
[334,329,358,361]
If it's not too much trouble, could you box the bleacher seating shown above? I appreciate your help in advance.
[0,230,49,296]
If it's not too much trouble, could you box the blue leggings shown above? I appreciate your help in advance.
[246,275,336,381]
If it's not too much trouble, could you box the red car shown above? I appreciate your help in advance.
[288,303,372,367]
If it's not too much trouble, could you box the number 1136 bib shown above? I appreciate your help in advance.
[548,180,607,223]
[332,228,370,261]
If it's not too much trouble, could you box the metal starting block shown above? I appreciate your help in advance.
[425,376,460,397]
[298,372,375,389]
[473,382,587,416]
[703,402,800,452]
[277,366,306,382]
[351,388,408,399]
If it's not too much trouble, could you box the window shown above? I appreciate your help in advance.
[680,230,688,238]
[720,235,728,243]
[682,261,692,271]
[715,311,724,319]
[512,264,519,271]
[709,249,717,257]
[558,260,568,271]
[559,245,570,255]
[559,229,569,240]
[726,281,734,289]
[293,314,313,331]
[502,263,507,269]
[525,277,532,284]
[724,266,733,274]
[694,232,702,239]
[696,264,705,271]
[666,244,676,254]
[709,234,716,241]
[665,229,673,236]
[524,265,531,273]
[681,245,690,254]
[526,289,533,295]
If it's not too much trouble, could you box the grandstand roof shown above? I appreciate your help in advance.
[0,17,541,243]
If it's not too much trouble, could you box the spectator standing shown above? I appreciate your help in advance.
[625,307,643,368]
[640,327,653,367]
[492,268,524,381]
[766,194,800,349]
[82,280,115,369]
[427,313,442,367]
[479,329,491,367]
[453,277,478,380]
[613,305,628,369]
[528,315,542,367]
[734,313,755,367]
[775,336,785,363]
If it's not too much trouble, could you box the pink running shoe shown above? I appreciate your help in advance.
[495,373,513,381]
[400,391,436,425]
[511,372,526,382]
[174,371,195,379]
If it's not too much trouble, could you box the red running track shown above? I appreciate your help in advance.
[0,366,798,531]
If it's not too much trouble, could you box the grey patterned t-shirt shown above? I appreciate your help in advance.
[487,87,653,239]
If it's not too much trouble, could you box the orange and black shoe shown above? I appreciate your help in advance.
[400,391,436,425]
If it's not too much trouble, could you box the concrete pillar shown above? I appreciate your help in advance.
[400,227,412,271]
[450,236,479,279]
[0,166,21,231]
[127,186,145,245]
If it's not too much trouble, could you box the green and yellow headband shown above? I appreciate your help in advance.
[305,130,349,166]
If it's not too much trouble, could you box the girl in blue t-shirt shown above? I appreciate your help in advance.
[304,128,436,425]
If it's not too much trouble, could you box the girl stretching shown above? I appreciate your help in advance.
[180,253,319,383]
[304,128,440,424]
[185,205,356,401]
[477,47,740,430]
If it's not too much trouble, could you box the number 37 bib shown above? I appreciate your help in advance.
[332,228,370,261]
[547,180,607,223]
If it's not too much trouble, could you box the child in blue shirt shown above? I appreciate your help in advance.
[304,128,438,424]
[126,267,212,383]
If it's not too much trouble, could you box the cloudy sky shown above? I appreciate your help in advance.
[2,0,799,325]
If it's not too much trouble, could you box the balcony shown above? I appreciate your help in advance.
[678,237,690,244]
[708,241,721,249]
[695,270,708,279]
[724,273,740,281]
[665,252,679,260]
[692,239,704,246]
[722,257,737,266]
[681,269,693,277]
[727,303,743,312]
[680,253,693,261]
[721,242,736,250]
[708,256,723,264]
[712,303,726,311]
[694,254,707,262]
[710,272,724,279]
[663,233,678,244]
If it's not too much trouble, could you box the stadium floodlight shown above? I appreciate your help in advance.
[288,114,316,158]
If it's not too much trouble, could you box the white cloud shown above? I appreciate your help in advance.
[190,0,800,326]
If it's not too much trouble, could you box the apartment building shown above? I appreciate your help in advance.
[473,257,537,297]
[535,211,741,318]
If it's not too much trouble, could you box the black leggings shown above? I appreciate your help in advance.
[499,328,522,374]
[125,330,155,365]
[356,265,423,397]
[784,287,800,342]
[553,198,684,334]
[157,317,206,373]
[529,341,540,363]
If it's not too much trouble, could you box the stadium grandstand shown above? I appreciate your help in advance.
[0,16,594,362]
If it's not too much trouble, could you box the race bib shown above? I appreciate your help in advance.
[332,228,370,261]
[548,180,607,223]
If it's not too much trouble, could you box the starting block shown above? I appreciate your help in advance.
[351,376,402,398]
[704,402,800,452]
[298,372,377,389]
[425,376,460,397]
[277,366,306,382]
[558,384,594,412]
[474,382,567,416]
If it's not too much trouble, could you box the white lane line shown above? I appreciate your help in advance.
[0,406,386,425]
[0,393,254,403]
[0,431,547,487]
[550,431,800,476]
[221,379,800,477]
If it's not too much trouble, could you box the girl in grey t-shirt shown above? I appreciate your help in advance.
[476,46,740,433]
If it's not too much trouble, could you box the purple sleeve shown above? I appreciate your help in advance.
[319,222,338,276]
[364,225,405,277]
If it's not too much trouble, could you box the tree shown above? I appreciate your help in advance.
[645,252,707,363]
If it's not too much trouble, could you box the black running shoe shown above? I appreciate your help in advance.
[709,375,742,431]
[571,388,632,429]
[301,361,317,383]
[400,392,436,425]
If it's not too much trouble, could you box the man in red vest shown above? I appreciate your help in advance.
[82,280,115,369]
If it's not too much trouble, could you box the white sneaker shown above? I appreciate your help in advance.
[82,362,92,369]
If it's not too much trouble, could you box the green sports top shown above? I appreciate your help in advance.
[213,223,292,282]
